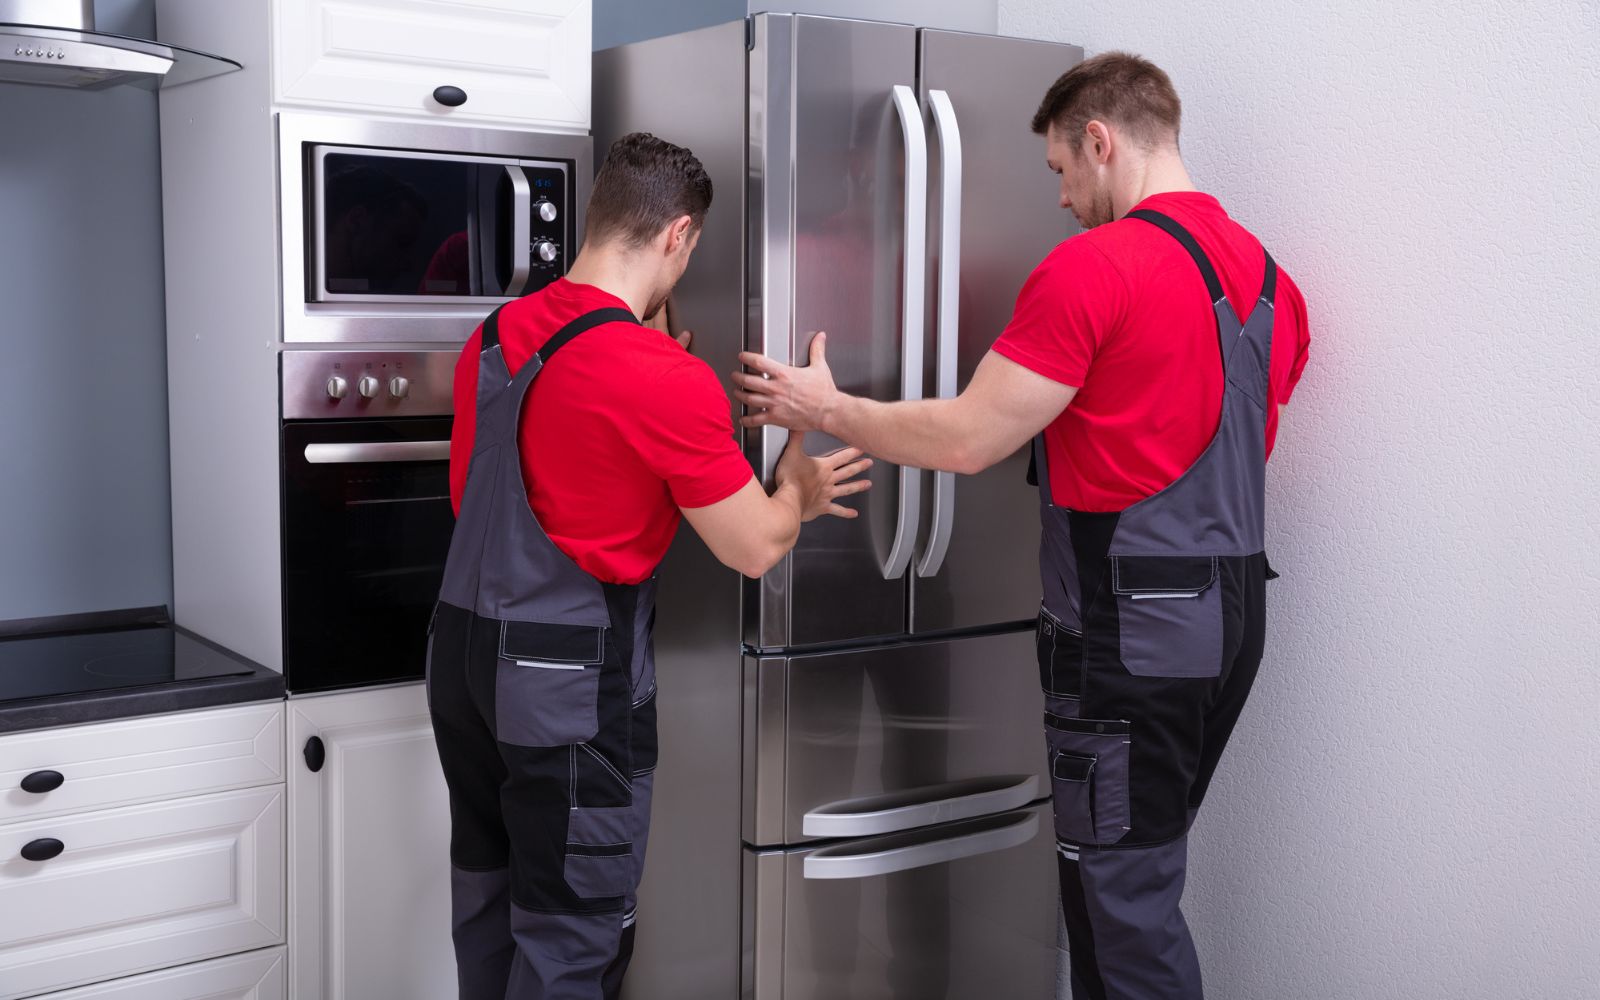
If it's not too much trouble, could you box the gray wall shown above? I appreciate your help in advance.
[999,1,1600,998]
[0,0,173,621]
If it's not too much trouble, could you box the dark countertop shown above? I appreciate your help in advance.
[0,626,286,736]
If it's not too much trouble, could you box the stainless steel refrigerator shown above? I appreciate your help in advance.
[595,14,1084,999]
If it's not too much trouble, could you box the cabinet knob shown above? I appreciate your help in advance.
[21,770,64,794]
[21,838,64,862]
[304,735,326,773]
[433,85,468,108]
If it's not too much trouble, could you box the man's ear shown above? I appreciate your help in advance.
[1084,120,1112,165]
[666,214,694,254]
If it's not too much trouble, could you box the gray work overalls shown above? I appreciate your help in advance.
[427,306,658,1000]
[1034,209,1277,999]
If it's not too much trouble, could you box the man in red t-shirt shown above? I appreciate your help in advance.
[430,133,870,1000]
[735,54,1308,999]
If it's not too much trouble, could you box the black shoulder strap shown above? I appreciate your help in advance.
[1124,209,1225,304]
[537,307,638,364]
[1259,250,1278,306]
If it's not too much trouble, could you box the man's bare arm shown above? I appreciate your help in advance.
[734,333,1077,475]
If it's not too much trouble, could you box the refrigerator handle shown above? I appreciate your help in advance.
[803,811,1039,881]
[502,165,533,297]
[802,774,1037,838]
[916,89,963,579]
[882,83,928,581]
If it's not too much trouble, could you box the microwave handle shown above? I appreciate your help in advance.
[503,165,533,296]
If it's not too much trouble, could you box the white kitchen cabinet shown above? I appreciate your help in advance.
[37,947,286,1000]
[0,786,285,1000]
[0,703,284,825]
[272,0,591,130]
[287,683,455,1000]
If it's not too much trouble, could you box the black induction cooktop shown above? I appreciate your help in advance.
[0,612,256,703]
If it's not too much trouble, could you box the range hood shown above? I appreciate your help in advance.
[0,0,238,90]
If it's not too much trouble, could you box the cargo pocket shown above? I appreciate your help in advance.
[495,620,608,748]
[1044,712,1131,846]
[1036,606,1083,702]
[564,805,634,902]
[1111,555,1223,678]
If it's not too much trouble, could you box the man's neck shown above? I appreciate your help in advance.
[563,244,651,319]
[1113,150,1199,219]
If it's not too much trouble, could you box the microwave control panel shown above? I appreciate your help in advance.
[524,161,571,292]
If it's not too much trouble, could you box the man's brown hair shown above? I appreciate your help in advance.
[585,132,713,249]
[1030,52,1182,151]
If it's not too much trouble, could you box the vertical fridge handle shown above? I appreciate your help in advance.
[503,165,533,296]
[917,89,962,579]
[883,83,928,581]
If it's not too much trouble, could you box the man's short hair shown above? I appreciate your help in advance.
[586,132,713,249]
[1030,52,1182,151]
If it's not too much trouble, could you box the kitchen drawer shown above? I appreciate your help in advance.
[0,787,285,1000]
[0,703,283,825]
[742,806,1058,999]
[35,947,285,1000]
[272,0,591,130]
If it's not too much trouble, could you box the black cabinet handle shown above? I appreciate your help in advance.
[21,770,64,794]
[303,736,326,773]
[433,85,468,107]
[21,838,64,862]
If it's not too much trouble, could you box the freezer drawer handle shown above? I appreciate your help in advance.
[882,83,928,580]
[917,88,963,579]
[302,441,451,464]
[803,811,1039,881]
[802,774,1038,839]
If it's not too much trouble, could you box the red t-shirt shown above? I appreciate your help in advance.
[993,191,1311,512]
[449,278,753,584]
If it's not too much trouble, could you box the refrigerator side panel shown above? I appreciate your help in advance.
[749,14,920,649]
[595,23,748,1000]
[910,32,1085,634]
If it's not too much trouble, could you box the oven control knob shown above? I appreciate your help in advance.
[538,201,558,223]
[325,376,349,400]
[534,240,559,263]
[358,375,381,399]
[389,376,411,399]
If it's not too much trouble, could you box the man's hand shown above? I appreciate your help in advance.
[775,431,872,522]
[734,332,840,433]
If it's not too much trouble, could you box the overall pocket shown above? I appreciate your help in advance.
[1111,555,1224,678]
[564,805,635,901]
[1044,713,1132,846]
[1036,606,1084,702]
[494,619,608,748]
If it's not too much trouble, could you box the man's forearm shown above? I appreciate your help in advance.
[822,394,982,474]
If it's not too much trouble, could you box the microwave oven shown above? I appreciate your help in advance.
[277,113,593,344]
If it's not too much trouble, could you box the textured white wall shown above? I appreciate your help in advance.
[997,2,1600,998]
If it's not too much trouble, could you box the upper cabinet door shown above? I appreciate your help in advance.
[746,14,919,650]
[909,31,1085,635]
[272,0,591,130]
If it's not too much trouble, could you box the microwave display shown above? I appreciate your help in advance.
[310,146,572,303]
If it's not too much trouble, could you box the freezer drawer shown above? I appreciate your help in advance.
[743,629,1047,847]
[742,806,1057,1000]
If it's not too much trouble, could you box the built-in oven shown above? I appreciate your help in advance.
[278,112,592,344]
[280,348,458,693]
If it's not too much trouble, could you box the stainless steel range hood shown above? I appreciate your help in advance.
[0,0,238,90]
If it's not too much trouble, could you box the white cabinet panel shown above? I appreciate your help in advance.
[273,0,591,130]
[38,947,286,1000]
[288,684,454,1000]
[0,787,285,1000]
[0,703,284,825]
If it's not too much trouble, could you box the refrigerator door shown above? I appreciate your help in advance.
[742,629,1048,847]
[742,806,1058,1000]
[745,13,921,650]
[910,31,1085,634]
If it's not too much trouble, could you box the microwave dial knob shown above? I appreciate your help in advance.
[358,375,381,399]
[535,240,559,263]
[537,201,558,223]
[325,375,349,400]
[389,376,411,399]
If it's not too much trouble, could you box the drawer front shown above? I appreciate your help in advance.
[273,0,591,129]
[0,787,286,1000]
[0,703,284,824]
[35,947,286,1000]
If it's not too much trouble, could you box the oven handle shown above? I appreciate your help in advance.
[302,441,451,465]
[503,165,533,296]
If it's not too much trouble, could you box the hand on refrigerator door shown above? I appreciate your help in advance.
[733,330,840,432]
[775,430,873,523]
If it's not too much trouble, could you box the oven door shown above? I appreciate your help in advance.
[282,418,455,694]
